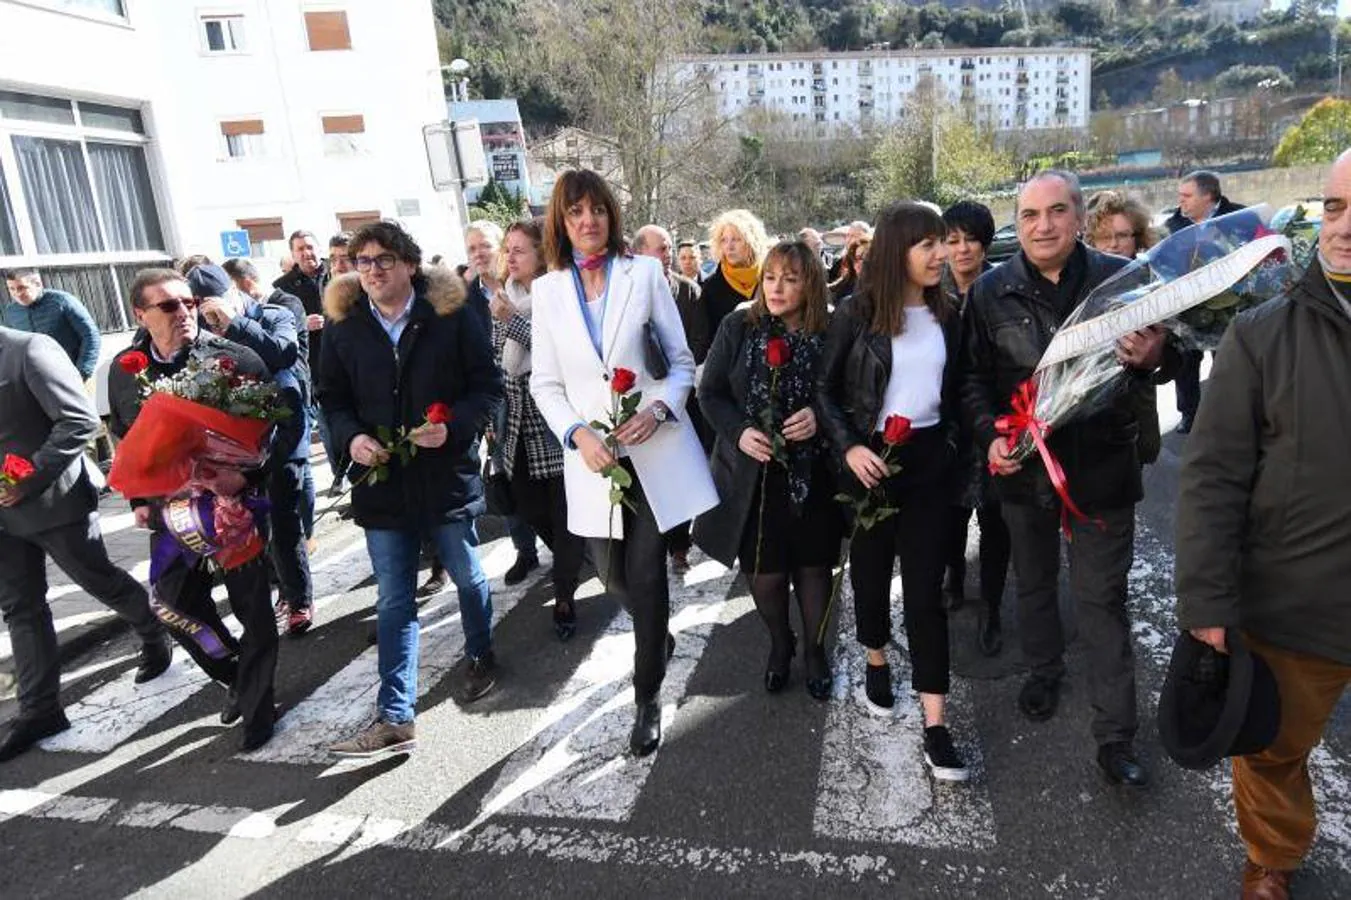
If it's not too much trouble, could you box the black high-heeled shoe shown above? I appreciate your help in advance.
[764,633,797,693]
[553,599,577,642]
[804,644,832,701]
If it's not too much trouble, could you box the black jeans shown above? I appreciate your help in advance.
[512,468,585,604]
[153,549,279,739]
[1001,502,1137,746]
[947,498,1012,610]
[269,459,312,610]
[849,427,953,695]
[587,460,670,704]
[1176,349,1204,422]
[0,513,161,716]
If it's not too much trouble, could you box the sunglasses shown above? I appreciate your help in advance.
[143,298,199,315]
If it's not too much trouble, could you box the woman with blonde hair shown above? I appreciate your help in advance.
[1085,191,1159,259]
[701,209,773,339]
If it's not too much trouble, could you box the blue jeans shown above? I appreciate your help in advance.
[364,519,493,725]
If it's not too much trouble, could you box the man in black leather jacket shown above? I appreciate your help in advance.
[961,170,1173,789]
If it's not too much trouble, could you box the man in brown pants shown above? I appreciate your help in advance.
[1177,148,1351,900]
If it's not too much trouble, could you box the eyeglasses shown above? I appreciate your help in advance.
[355,253,398,272]
[143,298,199,315]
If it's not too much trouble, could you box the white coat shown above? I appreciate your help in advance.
[530,254,719,539]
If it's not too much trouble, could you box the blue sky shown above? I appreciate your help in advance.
[1268,0,1351,17]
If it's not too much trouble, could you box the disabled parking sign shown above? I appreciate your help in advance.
[220,230,251,259]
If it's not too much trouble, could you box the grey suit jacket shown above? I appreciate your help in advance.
[0,326,100,537]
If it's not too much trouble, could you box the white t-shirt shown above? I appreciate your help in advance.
[876,305,945,431]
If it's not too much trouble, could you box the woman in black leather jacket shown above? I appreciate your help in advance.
[815,202,969,783]
[694,241,841,700]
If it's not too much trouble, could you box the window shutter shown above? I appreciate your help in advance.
[237,217,284,242]
[321,114,365,134]
[336,210,381,232]
[220,119,264,137]
[304,11,351,51]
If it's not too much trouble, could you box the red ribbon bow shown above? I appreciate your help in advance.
[992,379,1100,540]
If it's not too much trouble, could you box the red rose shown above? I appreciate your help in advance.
[217,357,237,374]
[610,367,637,394]
[766,336,791,369]
[425,402,452,425]
[2,453,35,482]
[882,414,913,447]
[118,351,149,376]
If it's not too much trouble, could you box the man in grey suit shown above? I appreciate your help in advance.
[0,326,172,762]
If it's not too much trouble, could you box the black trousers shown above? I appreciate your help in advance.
[0,513,161,716]
[511,466,585,604]
[665,396,712,557]
[849,427,953,695]
[587,461,670,704]
[1176,349,1204,422]
[947,498,1012,610]
[153,549,278,739]
[1001,502,1137,746]
[269,458,312,610]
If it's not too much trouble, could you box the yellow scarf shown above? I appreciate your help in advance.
[721,260,761,299]
[1326,269,1351,284]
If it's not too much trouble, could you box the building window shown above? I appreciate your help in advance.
[237,217,284,259]
[87,143,162,252]
[321,114,365,155]
[336,210,380,232]
[202,15,246,53]
[0,169,18,256]
[220,119,265,158]
[0,90,76,127]
[304,10,351,51]
[12,137,103,254]
[80,102,143,134]
[36,0,123,17]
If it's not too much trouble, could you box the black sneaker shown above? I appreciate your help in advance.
[863,662,894,716]
[504,554,539,586]
[923,725,970,782]
[1018,675,1062,722]
[462,652,497,702]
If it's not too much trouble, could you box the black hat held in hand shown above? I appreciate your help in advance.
[1158,628,1281,771]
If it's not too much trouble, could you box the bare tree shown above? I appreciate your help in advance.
[523,0,738,228]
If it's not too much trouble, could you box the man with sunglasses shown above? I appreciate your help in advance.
[321,221,501,758]
[107,268,282,752]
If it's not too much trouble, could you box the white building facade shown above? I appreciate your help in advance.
[0,0,464,335]
[675,47,1092,138]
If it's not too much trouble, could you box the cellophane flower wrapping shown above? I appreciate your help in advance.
[1009,204,1297,462]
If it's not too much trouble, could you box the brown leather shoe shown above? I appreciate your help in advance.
[1242,860,1292,900]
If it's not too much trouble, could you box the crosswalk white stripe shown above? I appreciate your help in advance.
[813,574,998,849]
[38,533,372,754]
[465,556,738,825]
[0,787,900,884]
[245,538,546,764]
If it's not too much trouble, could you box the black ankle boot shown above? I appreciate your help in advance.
[630,700,661,756]
[764,633,796,694]
[805,643,832,701]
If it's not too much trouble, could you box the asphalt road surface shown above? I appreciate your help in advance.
[1,429,1348,899]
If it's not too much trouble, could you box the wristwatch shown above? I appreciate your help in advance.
[650,403,669,424]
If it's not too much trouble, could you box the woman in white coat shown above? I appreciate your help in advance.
[530,170,718,757]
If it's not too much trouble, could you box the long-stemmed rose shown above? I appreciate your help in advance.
[314,402,452,526]
[586,367,642,587]
[753,333,792,575]
[817,414,912,645]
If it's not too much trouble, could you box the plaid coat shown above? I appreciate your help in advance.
[492,310,563,480]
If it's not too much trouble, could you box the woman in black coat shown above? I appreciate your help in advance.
[816,202,969,782]
[694,241,841,700]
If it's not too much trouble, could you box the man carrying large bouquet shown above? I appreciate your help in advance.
[321,220,501,758]
[108,268,282,752]
[0,326,172,762]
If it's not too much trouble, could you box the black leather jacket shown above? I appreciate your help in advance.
[960,243,1174,511]
[815,293,963,466]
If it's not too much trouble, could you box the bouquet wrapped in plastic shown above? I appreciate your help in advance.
[996,205,1297,520]
[109,353,286,572]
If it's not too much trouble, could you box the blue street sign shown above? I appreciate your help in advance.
[220,229,251,259]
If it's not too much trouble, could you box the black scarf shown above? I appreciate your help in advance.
[742,316,825,509]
